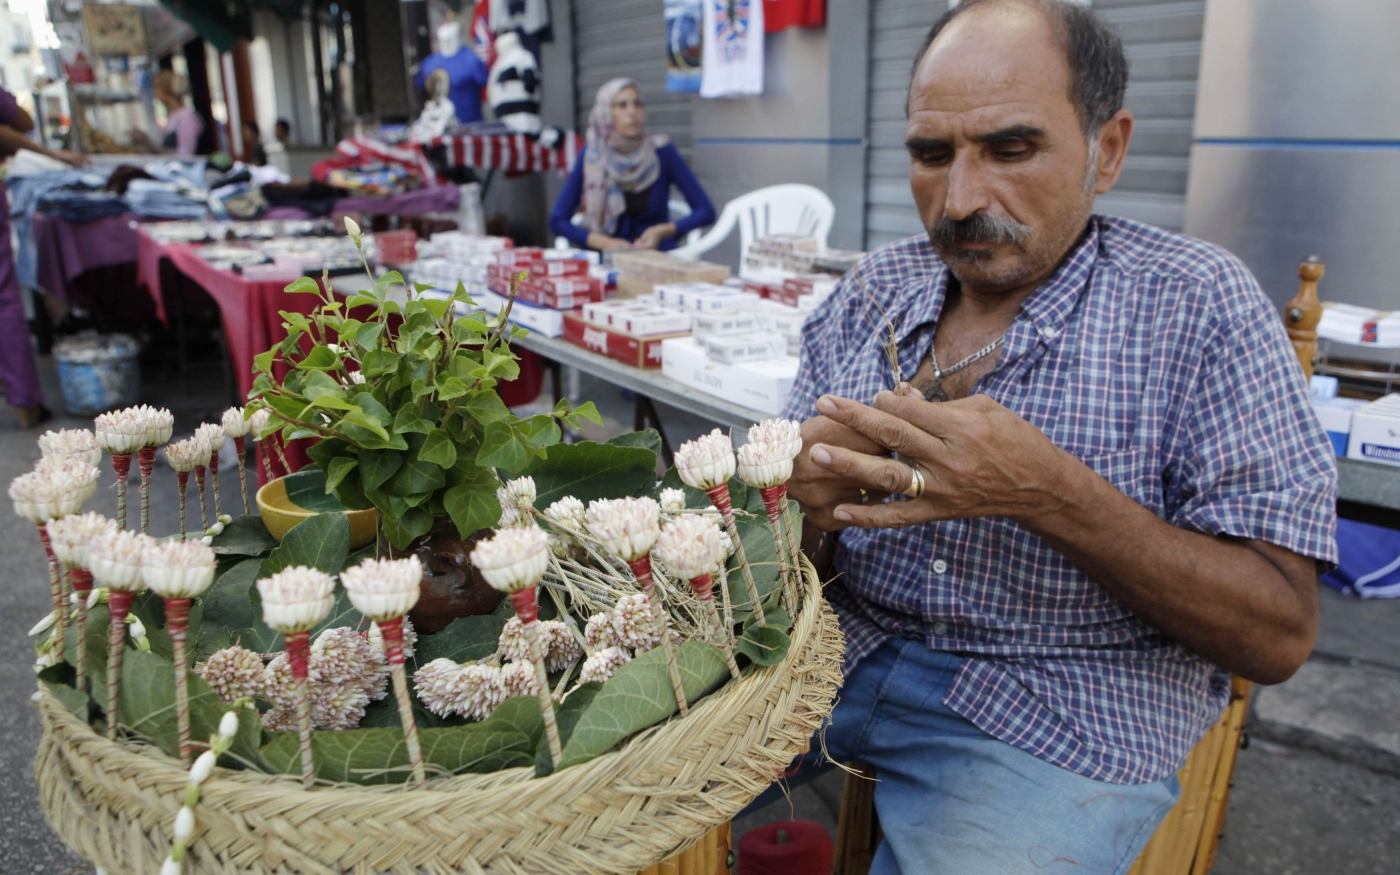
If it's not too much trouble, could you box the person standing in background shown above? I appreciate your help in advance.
[151,70,204,156]
[241,119,267,165]
[0,86,88,427]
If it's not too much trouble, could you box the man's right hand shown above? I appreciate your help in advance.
[789,415,890,531]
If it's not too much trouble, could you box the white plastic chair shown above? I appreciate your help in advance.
[670,183,835,265]
[553,199,702,250]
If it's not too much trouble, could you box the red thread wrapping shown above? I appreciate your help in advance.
[284,631,312,679]
[176,471,189,487]
[110,453,131,479]
[108,589,136,622]
[703,484,735,523]
[759,485,787,526]
[627,556,655,592]
[70,568,93,593]
[379,616,407,667]
[233,436,246,456]
[509,589,539,624]
[687,575,714,602]
[137,446,156,477]
[164,598,191,638]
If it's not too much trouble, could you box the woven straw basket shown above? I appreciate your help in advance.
[36,565,844,875]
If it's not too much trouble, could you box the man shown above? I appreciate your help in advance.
[0,87,87,427]
[783,1,1336,872]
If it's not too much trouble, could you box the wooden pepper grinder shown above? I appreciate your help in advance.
[1284,256,1325,379]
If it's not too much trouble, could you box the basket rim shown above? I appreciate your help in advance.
[39,561,840,805]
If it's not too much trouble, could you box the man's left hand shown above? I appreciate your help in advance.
[808,391,1073,528]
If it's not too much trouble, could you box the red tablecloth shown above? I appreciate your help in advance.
[136,228,546,483]
[32,212,139,306]
[425,131,581,175]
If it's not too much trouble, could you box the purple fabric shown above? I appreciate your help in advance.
[31,212,138,305]
[0,87,18,128]
[0,182,42,406]
[335,185,459,217]
[262,206,315,221]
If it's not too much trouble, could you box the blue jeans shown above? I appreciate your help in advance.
[753,639,1180,875]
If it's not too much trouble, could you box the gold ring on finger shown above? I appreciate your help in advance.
[902,465,926,499]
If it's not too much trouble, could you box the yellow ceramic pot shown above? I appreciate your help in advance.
[256,470,379,549]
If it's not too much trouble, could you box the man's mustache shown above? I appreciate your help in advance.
[930,212,1035,253]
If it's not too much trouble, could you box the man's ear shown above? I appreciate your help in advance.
[1091,109,1134,195]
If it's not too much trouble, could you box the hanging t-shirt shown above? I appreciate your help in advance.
[489,0,552,37]
[764,0,824,32]
[700,0,765,98]
[416,50,491,124]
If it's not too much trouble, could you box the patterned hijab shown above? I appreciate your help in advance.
[581,78,670,235]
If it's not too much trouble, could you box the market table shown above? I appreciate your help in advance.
[1337,457,1400,512]
[31,212,139,307]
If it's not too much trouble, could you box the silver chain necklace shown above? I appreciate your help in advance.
[923,334,1006,402]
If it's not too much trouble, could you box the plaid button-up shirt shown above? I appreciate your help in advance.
[784,216,1338,785]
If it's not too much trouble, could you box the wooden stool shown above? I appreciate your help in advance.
[830,678,1253,875]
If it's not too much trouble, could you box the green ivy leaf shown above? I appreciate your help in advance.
[354,321,384,349]
[442,485,501,538]
[606,429,662,457]
[420,297,452,320]
[388,433,448,496]
[735,625,792,666]
[296,345,339,371]
[280,310,313,336]
[340,409,390,441]
[285,276,322,296]
[524,441,657,509]
[352,391,393,426]
[209,516,278,556]
[374,270,406,296]
[392,404,434,436]
[517,415,561,452]
[253,349,275,374]
[435,374,471,401]
[361,349,398,376]
[418,428,458,468]
[323,457,358,494]
[380,505,433,550]
[283,468,352,513]
[258,512,352,578]
[359,448,403,492]
[555,642,730,770]
[462,391,510,425]
[411,615,506,668]
[476,421,529,472]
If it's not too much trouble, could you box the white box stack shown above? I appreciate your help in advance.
[1347,394,1400,466]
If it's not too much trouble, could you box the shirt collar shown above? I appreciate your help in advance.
[892,217,1102,347]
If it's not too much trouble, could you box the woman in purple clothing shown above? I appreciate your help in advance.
[0,87,87,427]
[549,78,716,252]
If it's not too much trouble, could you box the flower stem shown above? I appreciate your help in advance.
[380,617,426,789]
[703,485,766,626]
[629,557,688,715]
[176,473,189,540]
[165,598,193,766]
[234,437,249,514]
[259,442,273,482]
[209,449,223,518]
[137,448,156,535]
[509,589,562,767]
[193,466,209,530]
[107,590,135,739]
[111,453,131,530]
[759,486,797,619]
[689,575,741,680]
[285,630,315,790]
[272,438,292,476]
[37,524,65,662]
[71,569,92,692]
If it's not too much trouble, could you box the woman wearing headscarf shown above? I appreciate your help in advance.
[550,78,715,251]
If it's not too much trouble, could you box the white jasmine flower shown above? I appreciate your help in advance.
[736,438,795,489]
[313,626,386,697]
[47,511,116,570]
[38,429,101,467]
[545,622,580,672]
[585,612,617,650]
[255,566,336,633]
[142,406,175,447]
[189,750,216,784]
[584,497,661,562]
[504,476,536,510]
[165,437,204,474]
[344,216,362,246]
[470,527,550,593]
[500,659,541,699]
[658,488,687,513]
[247,408,273,441]
[199,646,265,703]
[194,423,225,464]
[653,513,726,580]
[496,491,522,528]
[218,711,241,740]
[674,429,736,491]
[611,593,662,652]
[579,646,631,684]
[128,614,150,650]
[748,418,803,461]
[10,459,100,523]
[344,370,366,386]
[141,539,217,599]
[93,408,148,455]
[28,611,57,637]
[221,407,250,439]
[543,495,585,532]
[173,806,195,842]
[339,556,422,621]
[88,530,155,592]
[161,856,181,875]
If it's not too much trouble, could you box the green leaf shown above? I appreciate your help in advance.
[462,391,511,425]
[435,374,471,401]
[253,349,275,374]
[723,513,784,624]
[280,310,313,336]
[524,441,658,509]
[285,276,322,296]
[392,404,434,436]
[323,457,358,494]
[361,349,398,376]
[481,349,520,382]
[352,392,393,426]
[421,297,452,320]
[282,468,352,514]
[518,415,561,452]
[380,505,433,550]
[536,683,601,776]
[340,409,390,441]
[354,321,384,349]
[556,642,730,770]
[296,345,339,371]
[42,680,89,719]
[418,428,458,468]
[607,429,662,457]
[195,558,279,659]
[259,512,352,578]
[359,449,403,492]
[374,270,406,296]
[209,515,278,556]
[476,421,529,472]
[260,697,541,784]
[411,615,506,667]
[443,485,501,538]
[571,401,603,426]
[735,625,792,666]
[390,433,448,495]
[346,293,377,310]
[117,649,267,769]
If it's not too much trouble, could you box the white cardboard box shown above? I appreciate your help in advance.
[661,337,797,415]
[1347,394,1400,466]
[469,288,568,338]
[1313,397,1367,456]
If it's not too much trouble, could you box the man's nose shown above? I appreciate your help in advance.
[943,154,991,221]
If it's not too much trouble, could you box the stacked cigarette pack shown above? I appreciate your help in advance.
[611,250,730,297]
[564,296,693,368]
[661,337,798,415]
[1348,394,1400,466]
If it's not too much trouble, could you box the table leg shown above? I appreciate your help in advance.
[634,396,675,468]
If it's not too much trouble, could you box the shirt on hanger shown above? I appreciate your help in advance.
[765,0,824,32]
[701,0,765,98]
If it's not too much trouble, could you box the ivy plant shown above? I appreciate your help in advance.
[247,230,600,549]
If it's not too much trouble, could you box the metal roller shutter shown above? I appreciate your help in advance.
[863,0,1205,250]
[570,0,695,159]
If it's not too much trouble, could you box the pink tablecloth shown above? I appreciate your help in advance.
[32,212,139,305]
